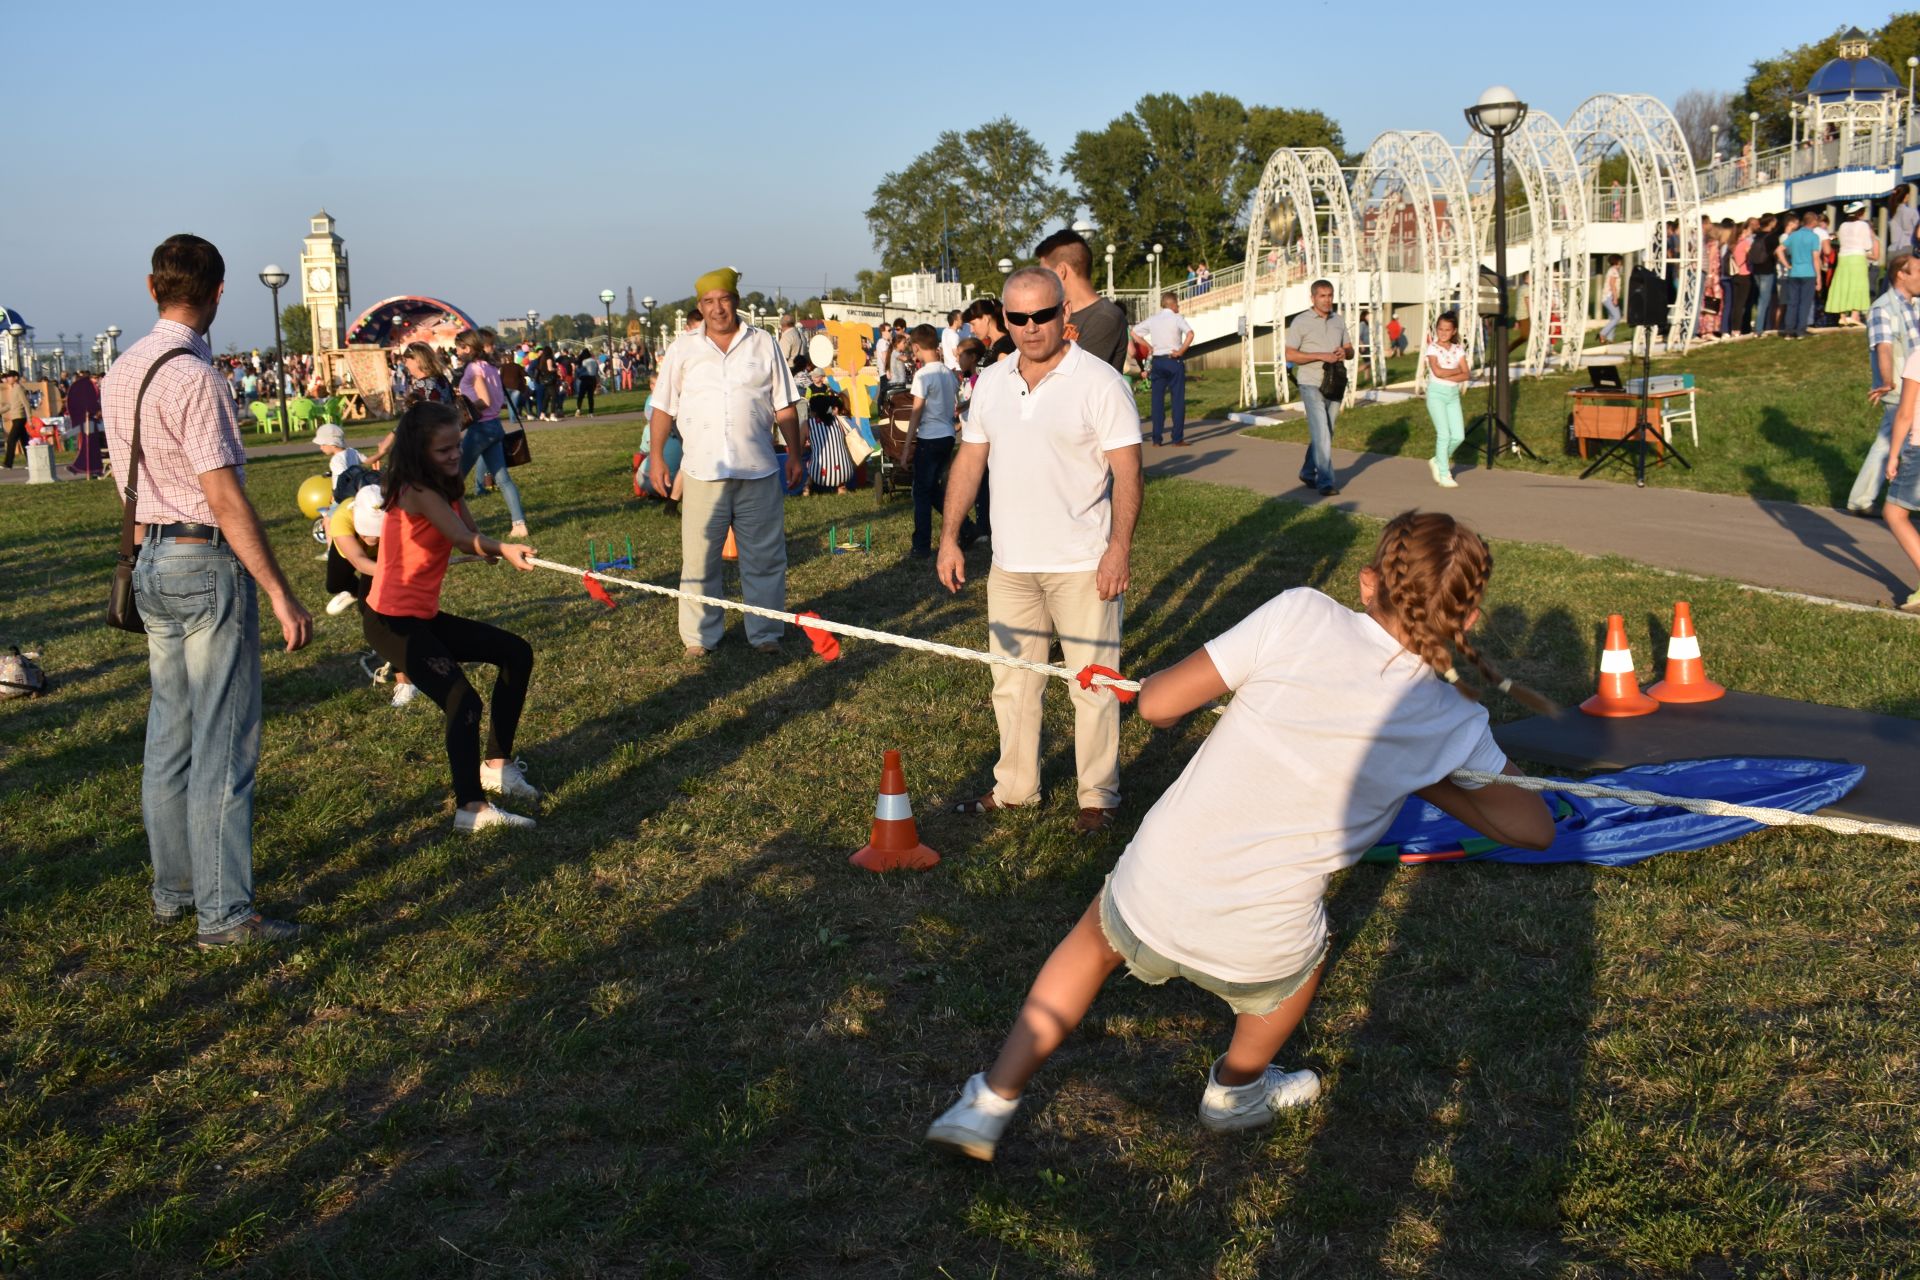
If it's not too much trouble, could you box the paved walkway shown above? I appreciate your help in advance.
[11,404,1914,609]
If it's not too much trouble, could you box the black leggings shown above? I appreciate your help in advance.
[366,609,534,806]
[575,375,597,414]
[3,419,26,468]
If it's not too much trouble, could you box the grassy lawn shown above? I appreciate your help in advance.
[4,422,1918,1276]
[1245,331,1881,507]
[236,386,655,450]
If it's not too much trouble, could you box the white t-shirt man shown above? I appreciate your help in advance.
[1108,589,1509,982]
[652,324,799,480]
[910,363,958,440]
[940,325,963,370]
[1131,307,1194,356]
[873,329,893,375]
[960,343,1142,572]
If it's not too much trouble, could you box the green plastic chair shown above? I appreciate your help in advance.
[249,400,285,434]
[289,397,319,434]
[321,395,346,425]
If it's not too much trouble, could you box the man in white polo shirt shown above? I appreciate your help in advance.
[649,267,803,655]
[937,267,1144,834]
[1132,292,1195,445]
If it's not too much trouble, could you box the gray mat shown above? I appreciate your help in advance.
[1493,690,1920,827]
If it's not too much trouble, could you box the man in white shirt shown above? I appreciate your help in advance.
[649,267,804,656]
[1132,293,1195,445]
[937,268,1144,835]
[940,309,965,370]
[777,314,802,366]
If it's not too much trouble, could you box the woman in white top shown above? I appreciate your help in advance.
[926,511,1555,1161]
[1423,312,1471,488]
[1829,202,1879,324]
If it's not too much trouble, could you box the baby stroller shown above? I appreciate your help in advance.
[873,387,918,498]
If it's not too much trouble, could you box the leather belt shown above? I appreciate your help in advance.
[150,522,223,545]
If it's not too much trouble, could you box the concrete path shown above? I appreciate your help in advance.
[12,404,1915,610]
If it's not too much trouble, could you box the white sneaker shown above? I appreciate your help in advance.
[390,682,419,708]
[1197,1057,1320,1132]
[453,802,535,833]
[1435,465,1459,489]
[508,522,529,538]
[480,758,541,801]
[326,590,357,616]
[925,1072,1020,1161]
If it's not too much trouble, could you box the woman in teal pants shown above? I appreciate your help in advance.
[1423,311,1470,488]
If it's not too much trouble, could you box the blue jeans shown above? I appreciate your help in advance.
[1149,356,1186,443]
[1297,384,1339,489]
[1780,275,1815,338]
[459,418,527,526]
[133,537,262,933]
[1752,274,1777,335]
[1600,296,1622,342]
[1849,402,1895,510]
[911,434,954,553]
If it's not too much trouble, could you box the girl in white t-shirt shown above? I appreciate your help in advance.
[1422,311,1471,489]
[927,511,1556,1161]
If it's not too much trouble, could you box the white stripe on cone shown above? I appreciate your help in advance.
[874,791,913,821]
[1666,634,1701,660]
[1599,647,1636,674]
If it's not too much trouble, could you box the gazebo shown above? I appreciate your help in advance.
[1801,28,1905,173]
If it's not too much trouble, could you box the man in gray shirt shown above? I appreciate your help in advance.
[1037,228,1130,372]
[1284,279,1353,495]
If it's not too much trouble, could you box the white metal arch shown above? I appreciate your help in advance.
[1353,130,1482,391]
[1566,93,1703,350]
[1239,146,1363,407]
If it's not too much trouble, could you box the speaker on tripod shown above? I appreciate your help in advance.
[1625,265,1669,329]
[1582,264,1692,487]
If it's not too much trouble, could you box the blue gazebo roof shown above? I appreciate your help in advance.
[0,306,29,329]
[1807,53,1901,101]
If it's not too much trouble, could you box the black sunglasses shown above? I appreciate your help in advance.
[1003,304,1064,328]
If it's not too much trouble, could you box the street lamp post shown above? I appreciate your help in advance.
[1104,243,1116,297]
[639,296,655,372]
[259,264,290,438]
[104,326,120,369]
[1150,243,1163,298]
[1464,85,1536,470]
[527,309,540,345]
[599,288,616,363]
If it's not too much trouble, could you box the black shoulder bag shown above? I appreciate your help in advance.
[107,347,194,633]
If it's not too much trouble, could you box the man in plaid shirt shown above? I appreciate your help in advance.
[104,234,312,950]
[1851,249,1920,515]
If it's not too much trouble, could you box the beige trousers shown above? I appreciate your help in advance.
[986,567,1122,809]
[679,474,787,648]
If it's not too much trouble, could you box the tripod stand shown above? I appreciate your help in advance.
[1579,324,1690,487]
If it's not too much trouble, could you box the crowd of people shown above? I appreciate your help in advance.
[1694,197,1890,340]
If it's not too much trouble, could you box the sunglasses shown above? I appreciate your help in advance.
[1003,304,1064,328]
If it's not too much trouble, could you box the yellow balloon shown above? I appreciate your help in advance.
[297,474,333,520]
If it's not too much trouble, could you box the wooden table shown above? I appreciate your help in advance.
[1566,387,1694,459]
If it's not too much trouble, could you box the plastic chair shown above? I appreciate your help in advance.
[1660,375,1699,447]
[321,395,346,424]
[249,400,285,434]
[288,397,319,434]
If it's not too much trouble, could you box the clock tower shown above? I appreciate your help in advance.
[299,210,351,354]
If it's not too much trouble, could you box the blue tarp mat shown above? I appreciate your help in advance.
[1362,757,1864,867]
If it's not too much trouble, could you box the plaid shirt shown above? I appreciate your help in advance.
[1868,287,1920,404]
[103,320,246,526]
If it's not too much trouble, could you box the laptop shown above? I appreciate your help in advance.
[1586,365,1625,391]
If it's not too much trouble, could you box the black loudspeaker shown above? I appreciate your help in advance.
[1626,266,1669,327]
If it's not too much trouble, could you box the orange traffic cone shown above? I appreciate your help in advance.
[722,527,738,560]
[1580,613,1659,717]
[851,749,940,872]
[1648,601,1725,703]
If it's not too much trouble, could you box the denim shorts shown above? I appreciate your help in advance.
[1097,875,1327,1017]
[1889,440,1920,512]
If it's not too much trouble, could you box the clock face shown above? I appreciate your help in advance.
[307,267,333,294]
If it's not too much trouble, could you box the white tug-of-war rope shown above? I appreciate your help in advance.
[529,557,1920,846]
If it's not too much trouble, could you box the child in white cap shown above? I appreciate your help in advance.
[314,424,366,615]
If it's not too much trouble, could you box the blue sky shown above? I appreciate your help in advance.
[4,0,1846,350]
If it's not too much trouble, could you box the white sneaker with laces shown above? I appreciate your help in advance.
[926,1072,1020,1161]
[390,682,419,708]
[1197,1057,1320,1132]
[480,758,541,801]
[453,802,536,833]
[326,590,358,616]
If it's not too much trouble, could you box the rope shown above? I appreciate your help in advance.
[526,557,1920,845]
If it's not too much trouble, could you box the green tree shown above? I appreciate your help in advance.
[1065,93,1345,286]
[279,303,312,355]
[546,314,579,342]
[1734,15,1920,148]
[866,117,1074,290]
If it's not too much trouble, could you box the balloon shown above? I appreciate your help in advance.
[297,474,333,520]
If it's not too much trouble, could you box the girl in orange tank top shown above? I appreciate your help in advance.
[365,402,542,833]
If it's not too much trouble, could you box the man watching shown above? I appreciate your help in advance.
[1036,228,1131,373]
[938,267,1143,835]
[649,267,804,656]
[1132,292,1195,446]
[1285,279,1354,496]
[0,369,28,468]
[1851,248,1920,515]
[104,233,313,949]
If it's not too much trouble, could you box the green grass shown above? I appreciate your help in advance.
[4,423,1919,1276]
[1245,331,1881,506]
[236,385,655,449]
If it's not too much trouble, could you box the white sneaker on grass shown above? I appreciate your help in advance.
[390,682,419,708]
[926,1072,1020,1161]
[480,758,541,801]
[326,590,357,616]
[453,802,535,833]
[1197,1056,1320,1132]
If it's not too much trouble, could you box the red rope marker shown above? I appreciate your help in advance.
[795,610,841,661]
[583,575,618,610]
[1076,664,1136,702]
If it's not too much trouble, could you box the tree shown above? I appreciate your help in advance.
[866,117,1074,290]
[1734,15,1920,148]
[1671,88,1733,162]
[279,303,312,355]
[546,314,579,342]
[1064,93,1345,286]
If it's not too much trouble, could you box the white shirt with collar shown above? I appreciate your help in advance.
[654,323,798,481]
[960,342,1142,573]
[1132,307,1194,356]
